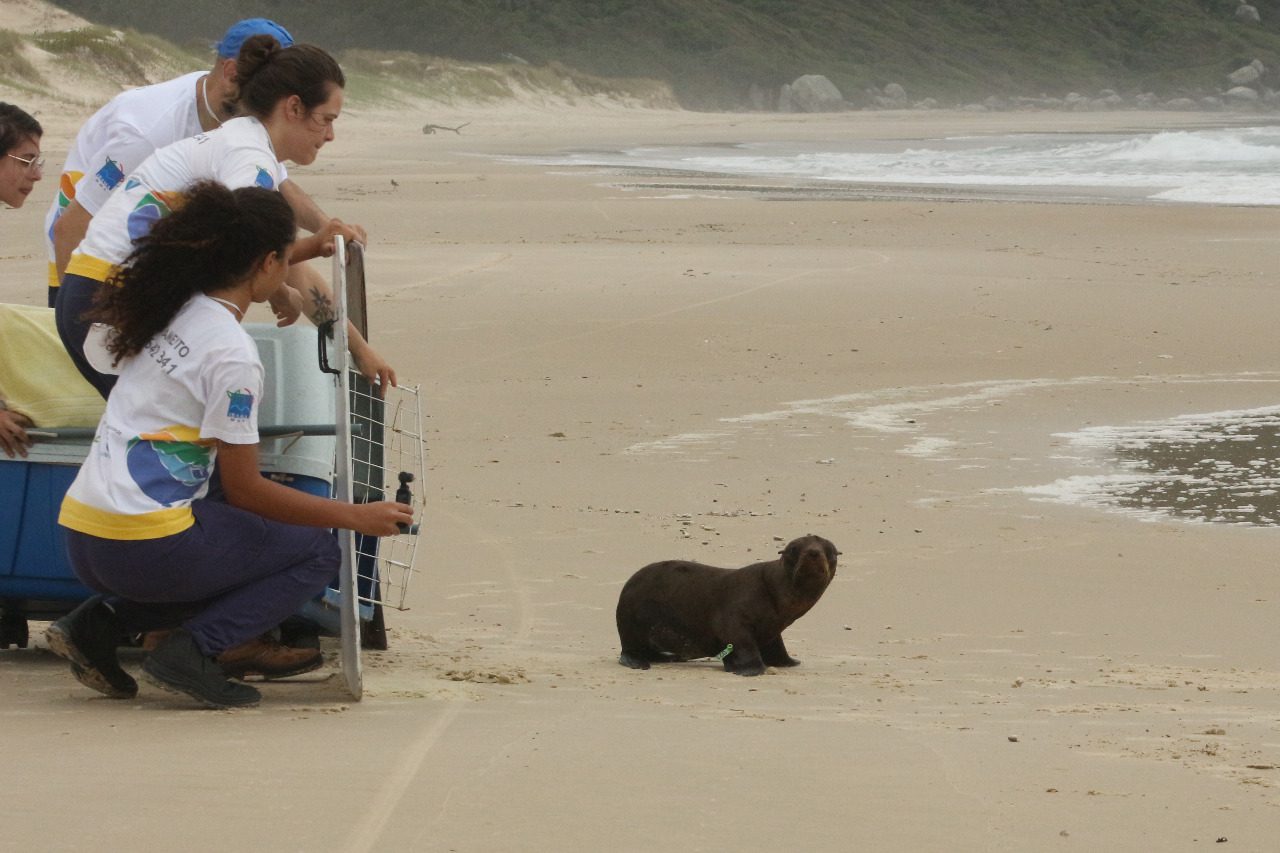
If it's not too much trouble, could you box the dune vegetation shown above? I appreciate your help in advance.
[25,0,1280,108]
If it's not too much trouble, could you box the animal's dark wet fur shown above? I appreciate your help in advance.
[615,535,838,676]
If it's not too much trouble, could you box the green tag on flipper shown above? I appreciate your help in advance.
[714,643,734,661]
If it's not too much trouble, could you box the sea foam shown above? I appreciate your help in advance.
[514,127,1280,205]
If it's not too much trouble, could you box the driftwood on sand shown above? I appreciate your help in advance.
[422,122,471,134]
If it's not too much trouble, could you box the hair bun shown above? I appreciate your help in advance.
[234,34,282,86]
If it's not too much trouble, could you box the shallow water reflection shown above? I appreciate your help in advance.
[1085,411,1280,526]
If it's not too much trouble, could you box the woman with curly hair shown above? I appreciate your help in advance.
[47,182,412,709]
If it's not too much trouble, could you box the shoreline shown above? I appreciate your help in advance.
[551,172,1192,206]
[484,114,1280,207]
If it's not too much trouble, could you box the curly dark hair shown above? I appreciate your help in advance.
[235,35,345,118]
[91,181,295,363]
[0,102,42,156]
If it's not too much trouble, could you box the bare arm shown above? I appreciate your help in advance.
[278,184,388,389]
[267,284,304,327]
[278,179,326,232]
[288,231,336,265]
[280,179,367,245]
[217,440,412,536]
[287,219,359,265]
[288,263,398,394]
[52,201,93,282]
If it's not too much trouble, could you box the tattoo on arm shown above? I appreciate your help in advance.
[307,287,335,325]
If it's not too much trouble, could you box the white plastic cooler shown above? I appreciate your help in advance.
[248,323,336,493]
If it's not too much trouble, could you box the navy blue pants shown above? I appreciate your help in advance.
[54,272,115,399]
[64,499,340,656]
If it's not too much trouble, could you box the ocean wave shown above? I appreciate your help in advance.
[1098,129,1280,164]
[533,127,1280,205]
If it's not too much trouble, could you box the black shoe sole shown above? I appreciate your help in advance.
[142,662,261,709]
[46,621,138,699]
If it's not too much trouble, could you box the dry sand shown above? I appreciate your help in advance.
[4,34,1280,851]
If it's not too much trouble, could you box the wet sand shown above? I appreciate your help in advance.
[3,90,1280,850]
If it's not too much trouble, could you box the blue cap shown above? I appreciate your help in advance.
[215,18,294,59]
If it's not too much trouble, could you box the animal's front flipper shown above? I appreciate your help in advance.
[760,636,800,667]
[618,650,653,670]
[721,638,766,676]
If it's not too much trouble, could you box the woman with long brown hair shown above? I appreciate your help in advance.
[56,35,391,398]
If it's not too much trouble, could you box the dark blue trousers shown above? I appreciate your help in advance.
[64,499,339,656]
[54,272,116,399]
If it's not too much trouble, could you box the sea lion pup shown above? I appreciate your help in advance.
[616,534,838,676]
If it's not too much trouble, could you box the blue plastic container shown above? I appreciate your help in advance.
[0,443,94,647]
[1,324,338,648]
[0,447,94,607]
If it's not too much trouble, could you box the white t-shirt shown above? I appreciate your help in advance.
[59,296,264,540]
[43,71,204,287]
[65,116,287,283]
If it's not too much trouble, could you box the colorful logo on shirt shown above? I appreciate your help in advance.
[126,191,176,242]
[58,171,83,208]
[226,389,254,421]
[93,158,125,192]
[254,167,275,190]
[48,171,84,242]
[125,426,211,507]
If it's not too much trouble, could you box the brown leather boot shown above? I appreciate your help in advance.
[141,630,172,651]
[216,634,323,680]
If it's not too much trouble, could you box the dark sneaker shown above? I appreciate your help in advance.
[45,596,138,699]
[216,634,323,680]
[142,629,261,709]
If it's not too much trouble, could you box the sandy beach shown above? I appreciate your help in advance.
[4,49,1280,849]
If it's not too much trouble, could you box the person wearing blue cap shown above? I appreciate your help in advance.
[215,17,294,60]
[43,22,390,677]
[46,18,389,392]
[44,18,296,306]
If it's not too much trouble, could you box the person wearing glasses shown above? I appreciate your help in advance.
[1,103,50,457]
[0,102,44,210]
[57,35,394,399]
[0,108,101,459]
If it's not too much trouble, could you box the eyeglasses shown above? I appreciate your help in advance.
[6,153,45,173]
